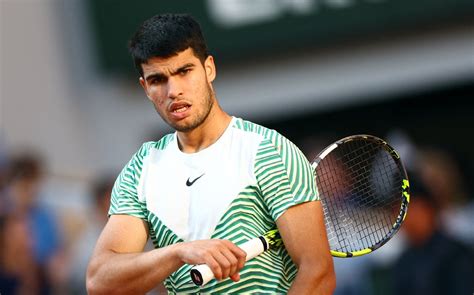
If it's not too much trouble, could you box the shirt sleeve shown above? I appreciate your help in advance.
[108,143,150,220]
[254,135,319,221]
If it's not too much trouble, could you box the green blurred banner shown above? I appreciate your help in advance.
[86,0,474,76]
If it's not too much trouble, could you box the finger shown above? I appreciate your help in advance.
[221,247,239,277]
[236,251,246,271]
[230,272,241,282]
[212,251,232,280]
[222,240,246,272]
[224,240,247,263]
[228,244,246,270]
[225,240,247,259]
[206,257,223,281]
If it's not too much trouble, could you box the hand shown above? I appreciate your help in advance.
[176,239,247,282]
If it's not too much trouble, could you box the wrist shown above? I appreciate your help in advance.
[167,242,187,265]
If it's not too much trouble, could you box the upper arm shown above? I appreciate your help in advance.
[92,215,149,256]
[109,143,151,219]
[255,136,319,221]
[86,215,150,290]
[91,144,151,259]
[276,201,333,269]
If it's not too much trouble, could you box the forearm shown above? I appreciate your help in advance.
[86,244,183,295]
[288,261,336,295]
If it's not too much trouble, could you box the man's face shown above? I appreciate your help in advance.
[139,48,216,132]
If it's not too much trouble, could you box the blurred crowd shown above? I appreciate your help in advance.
[0,146,113,295]
[1,129,473,295]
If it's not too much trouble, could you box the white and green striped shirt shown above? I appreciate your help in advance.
[110,117,319,293]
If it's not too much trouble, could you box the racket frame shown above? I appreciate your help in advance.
[312,134,410,258]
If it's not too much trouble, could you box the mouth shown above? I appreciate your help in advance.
[170,101,191,112]
[169,101,191,119]
[172,106,189,113]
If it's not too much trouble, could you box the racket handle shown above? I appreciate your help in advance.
[190,236,269,286]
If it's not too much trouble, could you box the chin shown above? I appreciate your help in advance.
[171,120,199,132]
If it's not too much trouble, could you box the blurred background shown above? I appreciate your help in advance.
[1,0,473,294]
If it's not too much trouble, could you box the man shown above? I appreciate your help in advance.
[388,174,474,295]
[3,154,65,294]
[87,13,335,294]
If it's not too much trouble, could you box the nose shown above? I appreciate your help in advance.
[166,77,183,99]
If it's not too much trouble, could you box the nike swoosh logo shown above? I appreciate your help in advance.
[186,173,205,187]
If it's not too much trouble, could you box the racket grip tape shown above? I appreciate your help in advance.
[190,236,269,286]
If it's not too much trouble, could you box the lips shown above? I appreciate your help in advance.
[169,101,191,119]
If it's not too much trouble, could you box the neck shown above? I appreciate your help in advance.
[177,105,231,153]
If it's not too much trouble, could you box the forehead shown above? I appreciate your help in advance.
[141,48,201,75]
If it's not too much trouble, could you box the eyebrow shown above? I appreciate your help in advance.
[145,63,195,83]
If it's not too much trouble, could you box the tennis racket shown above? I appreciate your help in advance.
[190,134,410,286]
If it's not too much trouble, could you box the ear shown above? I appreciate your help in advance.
[204,55,216,83]
[139,77,152,101]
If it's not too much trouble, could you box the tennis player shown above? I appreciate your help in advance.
[86,13,335,294]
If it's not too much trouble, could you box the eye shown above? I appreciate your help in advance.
[150,77,166,85]
[179,68,191,76]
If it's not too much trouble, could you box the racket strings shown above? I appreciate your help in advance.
[317,139,403,253]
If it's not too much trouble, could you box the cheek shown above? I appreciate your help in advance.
[155,99,166,107]
[192,77,210,98]
[148,89,166,106]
